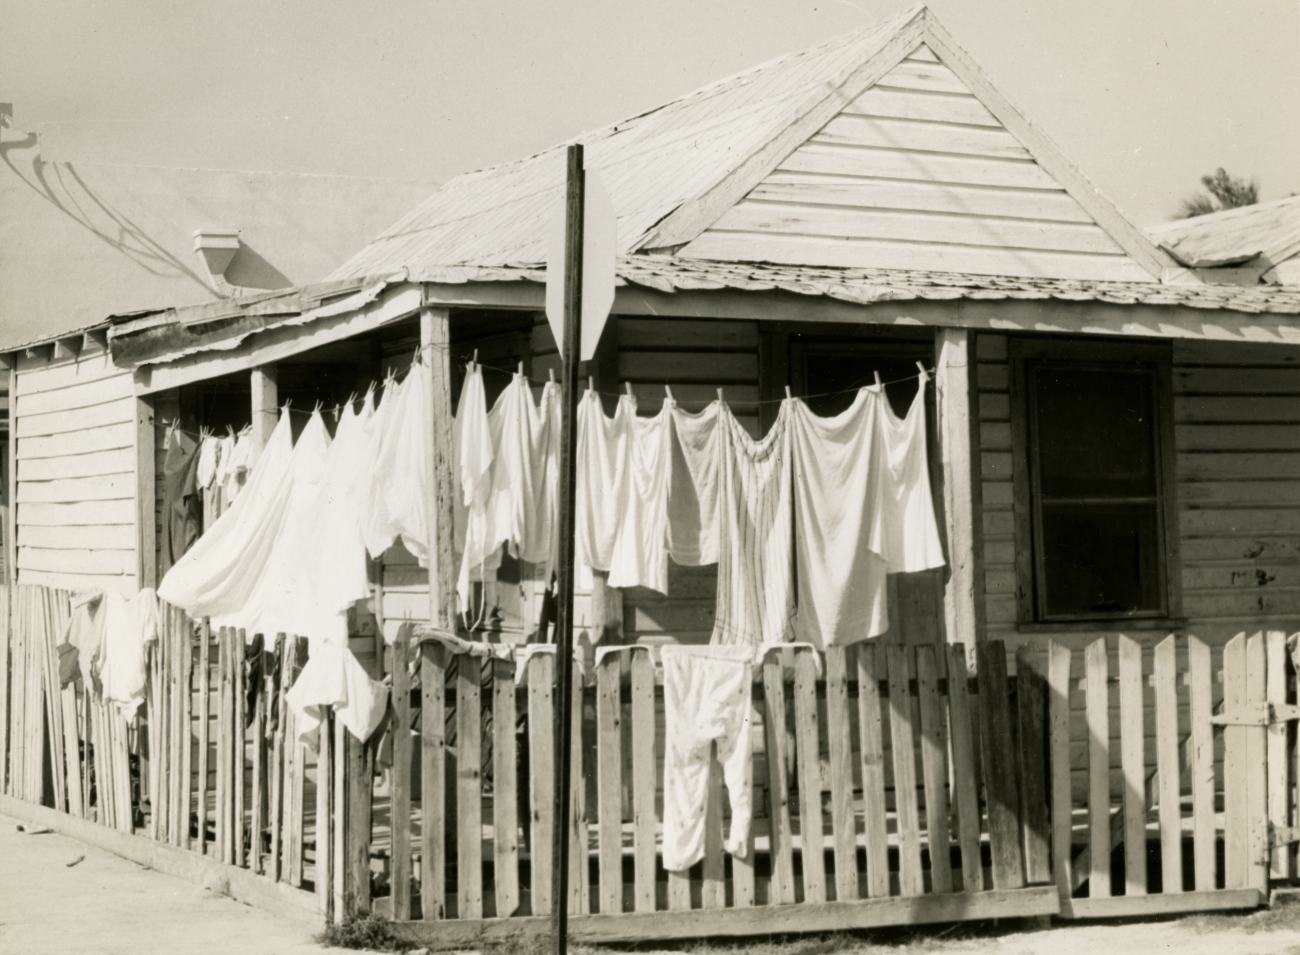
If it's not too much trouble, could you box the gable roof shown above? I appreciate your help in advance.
[332,5,1174,286]
[1148,195,1300,281]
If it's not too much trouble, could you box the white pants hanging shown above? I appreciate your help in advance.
[661,645,754,872]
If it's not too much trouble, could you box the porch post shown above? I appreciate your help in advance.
[420,306,457,629]
[135,394,157,590]
[250,364,278,460]
[935,327,983,647]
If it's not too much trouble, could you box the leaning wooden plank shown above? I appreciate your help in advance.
[421,641,447,920]
[702,749,725,909]
[391,628,413,920]
[1265,630,1289,881]
[916,645,954,895]
[1117,636,1147,897]
[595,653,623,916]
[492,655,519,919]
[287,639,305,886]
[762,651,796,905]
[629,650,656,913]
[1084,638,1111,898]
[170,610,185,846]
[526,651,555,917]
[333,715,346,920]
[345,721,374,917]
[250,663,265,873]
[794,647,828,903]
[1015,643,1050,886]
[179,614,193,851]
[1153,635,1183,893]
[947,645,983,894]
[1059,888,1262,921]
[269,634,287,881]
[457,654,484,919]
[568,668,589,917]
[0,587,8,798]
[196,621,211,854]
[1221,633,1247,890]
[215,628,229,862]
[39,590,67,814]
[388,886,1062,947]
[1186,635,1216,892]
[1244,633,1269,893]
[317,708,333,920]
[234,630,247,866]
[886,644,923,896]
[856,645,892,898]
[824,646,859,901]
[1046,640,1073,901]
[977,641,1025,891]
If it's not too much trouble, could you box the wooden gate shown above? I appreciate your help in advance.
[367,631,1058,947]
[1035,632,1294,919]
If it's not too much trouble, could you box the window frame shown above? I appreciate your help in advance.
[1009,337,1182,628]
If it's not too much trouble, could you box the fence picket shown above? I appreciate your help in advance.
[1245,633,1268,893]
[1186,635,1216,892]
[196,622,211,854]
[948,645,983,894]
[1118,636,1147,897]
[702,751,725,909]
[568,668,589,917]
[234,630,247,867]
[762,651,795,905]
[1015,644,1050,886]
[526,652,554,916]
[1222,632,1247,890]
[794,648,828,903]
[1265,630,1289,881]
[824,646,859,901]
[1047,640,1072,900]
[1085,638,1111,898]
[420,641,447,920]
[977,641,1025,891]
[1153,635,1183,893]
[886,644,923,896]
[391,628,413,920]
[457,655,484,919]
[492,655,520,919]
[916,645,953,894]
[629,650,656,913]
[596,654,623,915]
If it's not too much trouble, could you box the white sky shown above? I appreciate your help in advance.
[2,0,1296,227]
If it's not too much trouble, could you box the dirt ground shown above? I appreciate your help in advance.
[1,809,1297,955]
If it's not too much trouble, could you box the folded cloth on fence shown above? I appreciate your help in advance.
[415,627,514,661]
[712,400,795,649]
[63,590,106,691]
[99,588,160,720]
[285,642,389,745]
[661,644,755,871]
[756,642,825,677]
[308,394,375,617]
[513,643,586,686]
[592,643,653,668]
[219,410,350,647]
[158,411,295,622]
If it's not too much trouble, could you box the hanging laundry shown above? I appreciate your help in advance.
[520,379,562,577]
[223,430,253,504]
[575,389,630,578]
[309,393,376,616]
[711,400,795,649]
[98,588,160,720]
[196,434,220,491]
[159,411,296,624]
[660,644,755,872]
[456,366,506,609]
[876,372,946,574]
[667,400,722,568]
[360,372,405,559]
[161,428,202,576]
[382,364,434,565]
[219,410,350,647]
[285,642,389,746]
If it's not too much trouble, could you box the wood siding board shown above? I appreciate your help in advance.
[15,396,135,439]
[777,141,1063,191]
[842,85,1002,127]
[17,422,135,460]
[813,113,1034,162]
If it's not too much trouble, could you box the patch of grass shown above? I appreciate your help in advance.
[315,912,414,952]
[1180,898,1300,936]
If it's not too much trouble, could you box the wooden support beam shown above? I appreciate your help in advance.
[52,336,82,362]
[419,308,457,629]
[935,327,981,646]
[81,329,109,356]
[251,365,278,462]
[136,395,157,590]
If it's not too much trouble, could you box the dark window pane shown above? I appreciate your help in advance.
[803,353,921,417]
[1033,367,1156,499]
[1040,502,1163,616]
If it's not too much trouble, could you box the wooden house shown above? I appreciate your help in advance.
[6,3,1300,937]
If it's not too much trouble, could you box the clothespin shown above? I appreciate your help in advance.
[588,376,595,392]
[916,361,927,378]
[717,388,725,402]
[472,348,479,370]
[548,368,556,384]
[873,370,882,388]
[517,361,525,377]
[332,402,342,423]
[784,385,793,401]
[664,384,674,401]
[625,382,634,399]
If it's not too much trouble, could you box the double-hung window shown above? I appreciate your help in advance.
[1010,339,1179,625]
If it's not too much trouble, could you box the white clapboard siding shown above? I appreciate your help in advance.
[13,351,138,595]
[680,52,1155,283]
